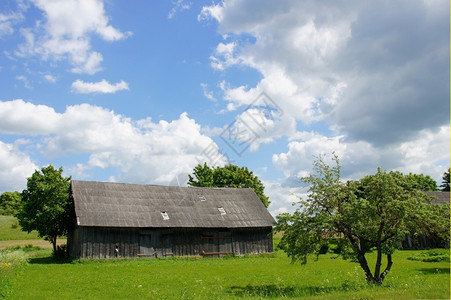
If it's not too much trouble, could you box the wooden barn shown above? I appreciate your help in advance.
[401,191,450,249]
[67,180,274,258]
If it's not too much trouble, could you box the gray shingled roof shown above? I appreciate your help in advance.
[71,180,274,228]
[423,191,450,205]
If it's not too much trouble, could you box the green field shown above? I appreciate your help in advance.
[1,217,449,299]
[0,216,40,241]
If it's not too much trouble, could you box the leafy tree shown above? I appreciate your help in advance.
[406,173,437,191]
[188,163,270,207]
[440,168,450,191]
[17,165,75,253]
[275,154,444,285]
[0,191,22,216]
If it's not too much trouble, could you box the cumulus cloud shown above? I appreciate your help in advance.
[0,141,38,193]
[16,0,131,74]
[200,0,449,147]
[0,99,61,135]
[273,126,450,184]
[71,79,129,94]
[264,180,307,217]
[0,99,226,186]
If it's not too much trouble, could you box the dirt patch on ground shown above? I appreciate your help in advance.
[0,239,67,250]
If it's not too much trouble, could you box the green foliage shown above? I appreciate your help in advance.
[188,163,270,207]
[275,154,446,285]
[0,192,22,216]
[408,249,450,262]
[53,244,69,259]
[405,173,438,191]
[440,168,450,191]
[16,165,75,253]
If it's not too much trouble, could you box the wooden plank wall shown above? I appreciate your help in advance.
[71,227,139,258]
[231,227,273,255]
[69,226,273,259]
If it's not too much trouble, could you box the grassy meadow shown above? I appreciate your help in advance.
[0,216,40,242]
[1,218,450,299]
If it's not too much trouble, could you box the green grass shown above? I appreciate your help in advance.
[1,224,449,299]
[3,248,449,299]
[0,216,39,241]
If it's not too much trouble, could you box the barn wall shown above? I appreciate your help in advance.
[231,227,273,256]
[69,226,273,258]
[68,227,139,258]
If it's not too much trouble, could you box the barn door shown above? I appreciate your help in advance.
[161,234,173,256]
[139,234,154,257]
[201,230,232,257]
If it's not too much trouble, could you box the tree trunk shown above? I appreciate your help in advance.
[379,253,393,283]
[52,236,57,253]
[374,243,382,279]
[356,252,375,284]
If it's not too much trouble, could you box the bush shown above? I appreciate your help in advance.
[0,248,29,267]
[319,243,329,254]
[408,249,450,262]
[10,220,18,229]
[53,244,68,259]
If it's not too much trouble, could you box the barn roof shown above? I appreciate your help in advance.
[70,180,274,228]
[423,191,450,205]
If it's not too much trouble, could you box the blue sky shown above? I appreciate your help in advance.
[0,0,449,215]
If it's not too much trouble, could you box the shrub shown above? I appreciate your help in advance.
[53,244,68,259]
[0,248,29,267]
[408,249,450,262]
[10,220,19,229]
[319,243,329,254]
[0,248,30,297]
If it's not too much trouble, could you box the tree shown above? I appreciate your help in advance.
[0,191,22,216]
[188,163,270,207]
[406,173,437,191]
[17,165,75,253]
[440,168,450,191]
[275,154,444,285]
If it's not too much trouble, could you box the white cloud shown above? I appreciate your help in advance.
[395,125,450,181]
[0,99,61,135]
[17,0,131,74]
[200,83,216,101]
[15,75,32,89]
[264,180,308,217]
[201,0,449,147]
[210,42,239,70]
[272,126,450,184]
[44,74,56,83]
[198,3,223,22]
[0,99,226,186]
[0,12,23,37]
[71,79,129,94]
[168,0,192,19]
[0,141,38,193]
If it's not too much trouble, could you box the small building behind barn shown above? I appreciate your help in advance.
[67,180,274,258]
[401,191,450,249]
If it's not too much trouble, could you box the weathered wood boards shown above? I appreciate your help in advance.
[69,227,273,258]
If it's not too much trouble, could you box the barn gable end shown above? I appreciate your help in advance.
[68,180,274,258]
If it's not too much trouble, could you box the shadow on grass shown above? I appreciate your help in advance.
[28,256,76,265]
[227,284,344,298]
[417,267,450,275]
